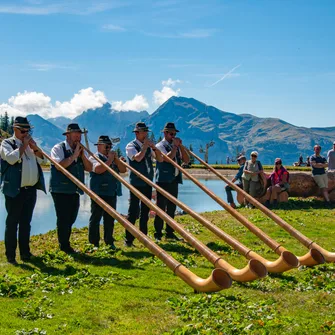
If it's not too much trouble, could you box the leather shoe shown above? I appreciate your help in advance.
[61,247,77,254]
[20,253,34,262]
[7,257,17,265]
[124,241,134,247]
[166,233,183,241]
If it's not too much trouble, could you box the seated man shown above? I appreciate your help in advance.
[265,158,289,207]
[225,155,246,208]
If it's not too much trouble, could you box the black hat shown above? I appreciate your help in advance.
[94,135,112,146]
[237,155,246,161]
[132,122,149,132]
[63,123,86,136]
[13,116,33,129]
[162,122,179,132]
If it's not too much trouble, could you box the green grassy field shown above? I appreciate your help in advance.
[0,199,334,334]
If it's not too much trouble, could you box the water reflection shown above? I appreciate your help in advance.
[0,172,235,238]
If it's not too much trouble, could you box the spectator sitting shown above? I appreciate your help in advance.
[311,144,330,204]
[225,155,246,208]
[265,158,289,208]
[242,151,264,208]
[327,141,335,171]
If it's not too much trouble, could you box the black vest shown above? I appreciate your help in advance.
[49,142,84,194]
[0,138,46,198]
[128,140,154,186]
[90,153,120,196]
[155,142,182,184]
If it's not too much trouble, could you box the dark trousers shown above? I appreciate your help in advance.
[4,187,37,260]
[51,193,80,250]
[89,195,117,247]
[154,181,179,238]
[126,184,152,244]
[225,182,243,204]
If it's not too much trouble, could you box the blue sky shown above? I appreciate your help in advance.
[0,0,334,127]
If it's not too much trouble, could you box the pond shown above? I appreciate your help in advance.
[0,172,236,239]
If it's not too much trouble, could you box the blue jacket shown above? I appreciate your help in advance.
[0,138,46,198]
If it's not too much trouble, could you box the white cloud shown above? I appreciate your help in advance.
[53,87,107,118]
[153,86,180,105]
[112,94,149,112]
[0,103,22,118]
[142,28,217,39]
[7,91,52,118]
[207,64,241,87]
[29,63,76,72]
[162,78,182,87]
[0,87,108,119]
[0,1,127,15]
[102,24,126,32]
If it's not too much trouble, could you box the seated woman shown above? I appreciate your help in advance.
[242,151,264,208]
[265,158,290,207]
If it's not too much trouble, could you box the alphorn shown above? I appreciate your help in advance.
[83,145,267,282]
[41,149,231,292]
[119,159,297,273]
[186,148,333,263]
[159,148,324,267]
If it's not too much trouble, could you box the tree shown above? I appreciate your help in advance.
[1,111,10,133]
[189,144,195,165]
[8,116,14,135]
[116,147,123,158]
[157,135,162,142]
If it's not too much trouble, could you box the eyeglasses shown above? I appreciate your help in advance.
[251,155,257,157]
[275,162,281,165]
[105,145,112,149]
[167,132,176,136]
[20,129,30,134]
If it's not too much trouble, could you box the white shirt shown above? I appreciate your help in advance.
[156,139,180,177]
[0,135,46,187]
[51,140,89,163]
[89,151,107,173]
[126,139,155,161]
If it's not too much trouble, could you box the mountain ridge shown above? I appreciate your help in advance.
[33,96,335,164]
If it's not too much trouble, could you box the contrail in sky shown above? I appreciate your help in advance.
[208,64,241,87]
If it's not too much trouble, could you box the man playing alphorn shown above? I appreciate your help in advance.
[154,122,189,241]
[125,122,163,247]
[50,123,92,253]
[0,117,46,264]
[88,136,126,250]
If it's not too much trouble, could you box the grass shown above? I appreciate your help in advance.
[0,198,334,334]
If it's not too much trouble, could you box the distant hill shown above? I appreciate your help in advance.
[27,114,64,152]
[72,103,149,146]
[47,116,72,131]
[120,96,335,164]
[23,97,335,164]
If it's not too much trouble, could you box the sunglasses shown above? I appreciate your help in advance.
[20,129,30,134]
[251,155,257,157]
[275,162,281,165]
[167,132,176,136]
[105,145,112,149]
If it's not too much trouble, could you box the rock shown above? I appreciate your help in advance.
[237,171,335,203]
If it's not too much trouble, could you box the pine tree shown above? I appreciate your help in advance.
[157,135,162,142]
[2,111,9,133]
[8,116,14,135]
[116,147,123,158]
[189,144,195,165]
